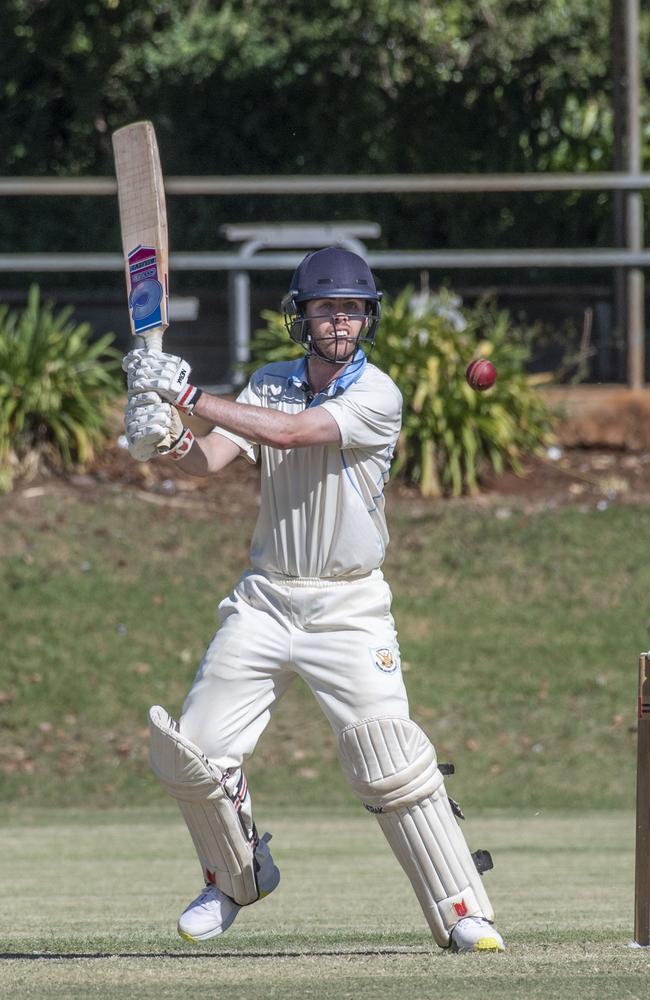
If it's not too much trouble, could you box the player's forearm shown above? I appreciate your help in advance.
[170,428,243,477]
[192,393,298,448]
[123,349,331,448]
[170,435,212,476]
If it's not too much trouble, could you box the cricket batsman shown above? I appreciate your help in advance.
[122,246,506,953]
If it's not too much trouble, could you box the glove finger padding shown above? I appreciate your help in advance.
[123,348,191,403]
[124,393,183,461]
[123,347,183,378]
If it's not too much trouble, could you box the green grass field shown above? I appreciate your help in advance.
[2,481,650,996]
[0,808,647,999]
[1,485,647,810]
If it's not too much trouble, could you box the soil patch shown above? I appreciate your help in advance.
[7,435,650,521]
[8,385,650,516]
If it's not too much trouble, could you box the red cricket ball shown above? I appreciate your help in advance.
[466,358,497,391]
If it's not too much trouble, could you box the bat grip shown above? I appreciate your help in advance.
[134,331,163,352]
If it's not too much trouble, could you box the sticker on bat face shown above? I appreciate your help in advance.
[127,245,165,333]
[130,278,163,319]
[370,645,399,673]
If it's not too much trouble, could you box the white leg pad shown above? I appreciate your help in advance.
[149,705,259,906]
[338,717,494,947]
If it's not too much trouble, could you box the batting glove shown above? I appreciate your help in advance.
[123,348,203,414]
[124,393,195,462]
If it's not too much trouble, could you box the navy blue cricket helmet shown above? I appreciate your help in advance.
[282,246,382,359]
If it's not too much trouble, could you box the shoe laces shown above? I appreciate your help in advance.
[196,884,219,905]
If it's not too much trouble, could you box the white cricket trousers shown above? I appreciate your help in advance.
[179,568,409,768]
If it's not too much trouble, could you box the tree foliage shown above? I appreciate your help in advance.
[0,1,647,255]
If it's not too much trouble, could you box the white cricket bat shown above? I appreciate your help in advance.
[112,121,169,351]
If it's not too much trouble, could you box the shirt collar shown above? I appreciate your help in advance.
[288,349,367,402]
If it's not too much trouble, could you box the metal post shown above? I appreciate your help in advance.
[612,0,627,379]
[227,269,251,388]
[624,0,645,389]
[632,653,650,946]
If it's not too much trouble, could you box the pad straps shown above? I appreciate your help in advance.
[338,717,495,947]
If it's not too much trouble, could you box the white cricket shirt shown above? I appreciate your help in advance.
[212,351,402,579]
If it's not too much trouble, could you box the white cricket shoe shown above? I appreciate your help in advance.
[450,916,505,953]
[177,834,280,942]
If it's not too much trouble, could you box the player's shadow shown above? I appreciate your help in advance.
[1,948,431,960]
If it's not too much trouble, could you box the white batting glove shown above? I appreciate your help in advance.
[123,349,203,413]
[124,393,195,462]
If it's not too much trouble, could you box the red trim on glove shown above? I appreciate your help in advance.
[168,427,195,460]
[176,385,203,414]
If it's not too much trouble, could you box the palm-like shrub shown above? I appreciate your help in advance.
[372,289,555,495]
[0,286,123,490]
[250,288,555,496]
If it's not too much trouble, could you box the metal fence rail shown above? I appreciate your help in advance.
[1,170,648,385]
[2,249,650,271]
[1,172,650,195]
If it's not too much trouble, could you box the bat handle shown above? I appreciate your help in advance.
[134,331,164,352]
